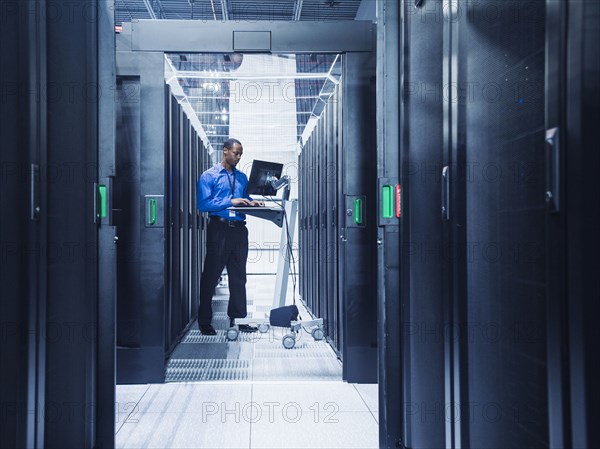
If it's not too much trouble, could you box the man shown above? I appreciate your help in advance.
[196,138,264,335]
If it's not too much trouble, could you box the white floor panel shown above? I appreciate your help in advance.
[116,275,378,448]
[251,382,371,413]
[116,407,251,449]
[249,411,378,449]
[135,383,252,415]
[353,383,379,414]
[115,384,151,434]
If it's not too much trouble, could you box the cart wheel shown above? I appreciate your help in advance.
[258,323,270,333]
[311,327,325,341]
[282,334,296,349]
[226,327,239,341]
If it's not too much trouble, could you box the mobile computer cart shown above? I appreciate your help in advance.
[225,177,324,349]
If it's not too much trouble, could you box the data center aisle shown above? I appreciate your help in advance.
[115,275,379,448]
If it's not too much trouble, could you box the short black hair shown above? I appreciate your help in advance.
[223,138,242,149]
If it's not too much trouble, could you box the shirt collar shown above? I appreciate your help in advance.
[217,164,237,174]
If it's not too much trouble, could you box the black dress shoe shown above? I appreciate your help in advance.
[238,324,258,333]
[200,324,217,335]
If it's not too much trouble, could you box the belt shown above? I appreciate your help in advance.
[209,216,247,227]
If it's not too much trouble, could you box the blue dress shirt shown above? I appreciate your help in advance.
[197,164,253,221]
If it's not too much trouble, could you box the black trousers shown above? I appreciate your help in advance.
[198,218,249,326]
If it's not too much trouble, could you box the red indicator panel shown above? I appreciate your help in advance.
[396,185,401,218]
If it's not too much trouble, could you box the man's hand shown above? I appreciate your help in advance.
[231,198,251,206]
[248,200,265,207]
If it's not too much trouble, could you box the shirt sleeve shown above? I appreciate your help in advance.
[243,182,253,201]
[197,172,233,212]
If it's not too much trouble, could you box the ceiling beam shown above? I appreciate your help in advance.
[142,0,157,19]
[173,72,331,80]
[152,0,167,19]
[220,0,229,20]
[293,0,303,21]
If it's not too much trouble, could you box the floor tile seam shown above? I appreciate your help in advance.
[352,383,379,424]
[249,376,255,449]
[115,384,151,435]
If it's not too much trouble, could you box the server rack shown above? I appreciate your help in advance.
[376,1,593,448]
[167,97,185,352]
[299,53,377,383]
[326,88,340,351]
[165,90,208,355]
[115,54,207,383]
[1,1,116,446]
[450,1,548,447]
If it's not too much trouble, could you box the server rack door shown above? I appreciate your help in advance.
[545,1,569,445]
[340,52,377,383]
[300,151,307,309]
[315,121,323,320]
[178,115,186,334]
[336,81,345,360]
[190,134,199,324]
[299,152,304,303]
[308,140,315,313]
[168,98,181,348]
[400,3,447,448]
[181,118,190,330]
[164,88,172,352]
[96,1,117,443]
[561,2,600,447]
[312,138,318,315]
[320,108,330,338]
[115,78,143,352]
[305,146,310,312]
[319,117,328,324]
[452,1,549,447]
[376,1,403,445]
[170,102,182,346]
[1,1,113,445]
[115,51,167,384]
[312,127,316,316]
[325,92,338,350]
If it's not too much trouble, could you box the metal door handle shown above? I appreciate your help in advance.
[545,127,560,212]
[442,166,450,221]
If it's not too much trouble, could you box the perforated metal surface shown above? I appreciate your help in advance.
[167,328,342,382]
[254,342,334,358]
[165,359,251,381]
[182,330,259,343]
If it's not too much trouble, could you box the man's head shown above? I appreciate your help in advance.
[222,138,243,170]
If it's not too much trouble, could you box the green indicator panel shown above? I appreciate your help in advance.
[354,198,363,225]
[147,198,157,225]
[144,195,164,228]
[98,185,107,219]
[382,185,394,219]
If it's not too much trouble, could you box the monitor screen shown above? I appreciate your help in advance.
[246,160,284,196]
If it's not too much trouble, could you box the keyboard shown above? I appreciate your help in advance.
[229,206,282,211]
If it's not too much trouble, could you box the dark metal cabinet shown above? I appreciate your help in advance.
[115,54,207,384]
[299,52,377,383]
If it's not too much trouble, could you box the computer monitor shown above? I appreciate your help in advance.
[247,160,284,196]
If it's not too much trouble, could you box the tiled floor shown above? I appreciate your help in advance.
[116,275,379,449]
